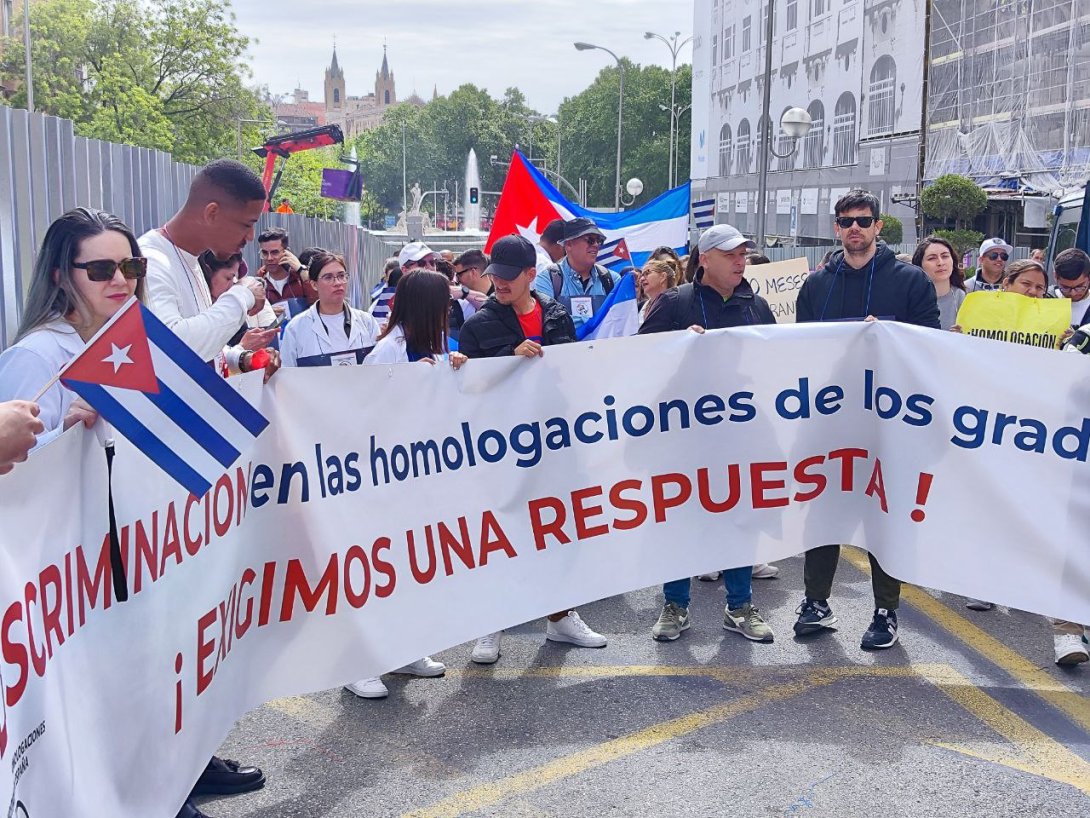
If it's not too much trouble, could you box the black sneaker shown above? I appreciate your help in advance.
[793,598,838,636]
[861,608,899,650]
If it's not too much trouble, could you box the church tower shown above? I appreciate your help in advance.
[375,45,396,108]
[325,46,345,112]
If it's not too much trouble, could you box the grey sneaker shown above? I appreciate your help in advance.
[724,602,774,642]
[652,602,691,641]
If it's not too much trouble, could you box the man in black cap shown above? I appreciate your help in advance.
[459,234,608,663]
[532,217,619,333]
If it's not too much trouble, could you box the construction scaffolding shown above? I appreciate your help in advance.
[925,0,1090,192]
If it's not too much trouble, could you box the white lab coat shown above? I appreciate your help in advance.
[0,319,84,446]
[280,303,381,367]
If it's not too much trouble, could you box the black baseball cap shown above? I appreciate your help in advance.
[484,235,537,280]
[562,217,606,243]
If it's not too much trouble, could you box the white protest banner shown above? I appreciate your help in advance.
[746,257,811,323]
[3,322,1090,817]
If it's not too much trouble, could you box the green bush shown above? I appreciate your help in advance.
[921,175,988,227]
[879,213,903,244]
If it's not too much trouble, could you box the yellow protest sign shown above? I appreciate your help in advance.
[955,291,1070,350]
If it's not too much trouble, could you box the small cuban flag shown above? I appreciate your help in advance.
[577,271,639,341]
[57,298,269,496]
[597,236,633,270]
[692,198,716,230]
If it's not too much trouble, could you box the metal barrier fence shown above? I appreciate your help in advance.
[0,107,488,350]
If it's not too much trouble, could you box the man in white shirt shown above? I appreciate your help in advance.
[1052,249,1090,326]
[140,159,274,370]
[138,159,272,818]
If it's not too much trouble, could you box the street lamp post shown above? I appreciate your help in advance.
[754,3,812,248]
[645,31,692,188]
[575,42,624,210]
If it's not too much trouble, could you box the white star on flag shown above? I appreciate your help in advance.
[102,343,133,373]
[515,217,541,244]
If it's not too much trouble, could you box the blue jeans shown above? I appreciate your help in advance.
[664,567,752,610]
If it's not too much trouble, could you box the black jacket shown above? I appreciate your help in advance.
[639,275,775,334]
[795,243,940,328]
[458,291,576,358]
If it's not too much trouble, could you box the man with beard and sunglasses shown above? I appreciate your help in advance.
[793,189,939,652]
[966,237,1013,292]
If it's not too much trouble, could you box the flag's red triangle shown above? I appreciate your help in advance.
[61,302,160,393]
[485,152,562,252]
[614,237,632,262]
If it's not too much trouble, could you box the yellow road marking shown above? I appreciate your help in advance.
[399,670,846,818]
[919,664,1090,795]
[839,547,1090,735]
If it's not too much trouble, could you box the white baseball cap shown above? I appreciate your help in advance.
[978,237,1013,258]
[398,241,435,267]
[698,223,756,254]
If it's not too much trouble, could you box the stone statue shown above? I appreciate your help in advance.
[410,183,424,215]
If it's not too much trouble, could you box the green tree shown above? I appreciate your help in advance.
[879,213,903,244]
[1,0,269,164]
[558,62,690,207]
[920,174,988,229]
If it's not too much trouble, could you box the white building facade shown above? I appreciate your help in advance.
[690,0,926,244]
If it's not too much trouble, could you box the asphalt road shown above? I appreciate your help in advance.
[199,548,1090,818]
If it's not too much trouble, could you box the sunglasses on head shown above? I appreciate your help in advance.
[73,257,147,282]
[835,216,876,229]
[985,252,1009,262]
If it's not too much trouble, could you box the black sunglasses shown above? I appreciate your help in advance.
[72,257,148,282]
[985,252,1009,262]
[835,216,876,229]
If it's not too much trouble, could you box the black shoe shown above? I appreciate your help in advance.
[177,798,213,818]
[861,608,899,650]
[793,598,838,636]
[191,756,266,796]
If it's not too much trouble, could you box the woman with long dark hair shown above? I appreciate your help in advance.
[912,236,966,330]
[0,207,147,440]
[365,269,467,366]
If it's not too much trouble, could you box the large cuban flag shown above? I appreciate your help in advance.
[58,298,269,496]
[486,151,690,270]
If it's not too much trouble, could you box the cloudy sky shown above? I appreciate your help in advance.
[228,0,693,112]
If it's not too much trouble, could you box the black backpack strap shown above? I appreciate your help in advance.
[546,263,563,299]
[673,284,697,331]
[597,265,615,294]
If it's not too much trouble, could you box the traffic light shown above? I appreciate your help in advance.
[469,187,479,205]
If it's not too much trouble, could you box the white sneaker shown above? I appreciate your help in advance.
[546,611,607,648]
[1054,634,1090,666]
[471,632,502,664]
[697,572,721,581]
[345,677,388,699]
[394,656,446,677]
[752,563,779,579]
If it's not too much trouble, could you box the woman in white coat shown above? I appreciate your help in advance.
[0,207,144,443]
[279,251,382,368]
[280,254,447,699]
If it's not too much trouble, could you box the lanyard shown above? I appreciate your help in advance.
[819,256,876,320]
[159,225,210,311]
[316,305,352,352]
